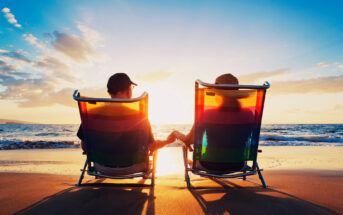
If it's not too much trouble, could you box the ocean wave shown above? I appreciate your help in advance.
[260,134,343,143]
[35,132,60,137]
[0,140,80,150]
[259,134,343,146]
[260,141,343,146]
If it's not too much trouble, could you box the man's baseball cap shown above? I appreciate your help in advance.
[107,73,137,94]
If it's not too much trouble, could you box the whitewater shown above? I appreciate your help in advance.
[0,124,342,150]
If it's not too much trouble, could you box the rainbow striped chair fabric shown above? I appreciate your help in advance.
[73,90,157,186]
[183,80,270,188]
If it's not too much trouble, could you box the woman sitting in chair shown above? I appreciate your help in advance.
[172,73,254,173]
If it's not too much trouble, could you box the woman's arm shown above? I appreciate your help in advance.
[171,125,194,151]
[173,125,194,145]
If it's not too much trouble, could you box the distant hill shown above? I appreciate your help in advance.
[0,119,37,124]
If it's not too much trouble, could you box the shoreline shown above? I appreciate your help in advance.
[1,146,343,176]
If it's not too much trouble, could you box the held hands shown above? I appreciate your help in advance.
[170,130,194,151]
[166,132,176,143]
[150,130,190,153]
[150,132,176,153]
[170,130,186,141]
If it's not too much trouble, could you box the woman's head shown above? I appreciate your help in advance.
[215,73,239,85]
[214,73,240,110]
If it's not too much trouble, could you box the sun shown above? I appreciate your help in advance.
[137,84,194,125]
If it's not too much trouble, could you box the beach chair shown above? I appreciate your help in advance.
[73,90,157,187]
[182,80,270,188]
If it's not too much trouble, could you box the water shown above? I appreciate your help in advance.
[0,124,342,150]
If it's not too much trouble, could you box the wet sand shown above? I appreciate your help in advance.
[0,147,343,214]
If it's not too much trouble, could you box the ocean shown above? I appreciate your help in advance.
[0,124,342,150]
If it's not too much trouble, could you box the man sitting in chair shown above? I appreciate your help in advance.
[172,73,254,173]
[77,73,175,175]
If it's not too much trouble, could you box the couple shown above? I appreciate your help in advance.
[77,72,241,173]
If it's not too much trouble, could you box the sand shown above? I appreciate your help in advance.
[0,146,343,214]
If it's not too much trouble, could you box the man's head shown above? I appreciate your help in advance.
[107,73,137,98]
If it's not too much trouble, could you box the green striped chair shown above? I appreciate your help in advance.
[73,90,157,186]
[183,80,270,188]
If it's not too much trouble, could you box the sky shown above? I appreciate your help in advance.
[1,0,343,124]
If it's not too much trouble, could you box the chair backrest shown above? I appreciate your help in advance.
[193,80,269,164]
[73,91,150,166]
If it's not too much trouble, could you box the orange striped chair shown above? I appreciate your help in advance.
[183,80,270,188]
[73,90,157,186]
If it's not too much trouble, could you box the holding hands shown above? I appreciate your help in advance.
[169,130,193,151]
[150,129,193,152]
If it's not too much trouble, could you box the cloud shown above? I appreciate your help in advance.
[0,50,31,63]
[338,65,343,69]
[0,70,75,108]
[136,71,173,83]
[1,7,22,28]
[0,59,20,73]
[1,8,10,13]
[333,104,343,111]
[239,69,288,83]
[0,54,78,107]
[77,24,101,47]
[0,60,31,86]
[22,34,46,50]
[284,108,319,114]
[270,75,343,94]
[43,32,53,39]
[0,76,73,107]
[34,56,77,82]
[316,62,328,67]
[52,31,95,62]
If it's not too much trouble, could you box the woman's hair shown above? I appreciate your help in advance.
[215,73,239,85]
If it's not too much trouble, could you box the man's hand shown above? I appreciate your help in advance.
[167,132,176,143]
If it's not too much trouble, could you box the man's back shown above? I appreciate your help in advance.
[79,99,152,166]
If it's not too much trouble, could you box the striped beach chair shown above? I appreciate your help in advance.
[183,80,270,188]
[73,90,157,186]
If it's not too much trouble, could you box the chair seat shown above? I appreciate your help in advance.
[193,160,252,174]
[93,162,149,176]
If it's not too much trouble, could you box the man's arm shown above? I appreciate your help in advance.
[149,134,176,152]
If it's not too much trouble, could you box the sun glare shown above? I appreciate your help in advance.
[155,147,184,176]
[144,84,194,125]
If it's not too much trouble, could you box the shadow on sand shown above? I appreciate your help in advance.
[12,176,341,215]
[188,177,340,215]
[14,178,155,215]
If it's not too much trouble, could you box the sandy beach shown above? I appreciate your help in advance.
[0,146,343,214]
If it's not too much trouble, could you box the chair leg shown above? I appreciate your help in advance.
[77,158,88,187]
[151,171,155,186]
[185,170,191,189]
[151,150,158,186]
[256,162,267,188]
[182,145,191,189]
